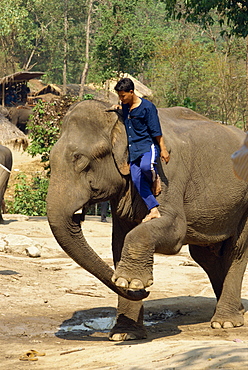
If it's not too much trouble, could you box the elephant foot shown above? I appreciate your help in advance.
[211,307,244,329]
[112,230,155,292]
[109,314,147,341]
[112,275,153,291]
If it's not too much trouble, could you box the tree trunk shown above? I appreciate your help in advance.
[79,0,93,98]
[62,0,68,95]
[246,36,248,130]
[23,49,36,71]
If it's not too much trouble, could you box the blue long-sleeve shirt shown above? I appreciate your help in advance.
[122,98,162,162]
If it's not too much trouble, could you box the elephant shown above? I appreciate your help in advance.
[46,100,248,341]
[7,106,33,133]
[0,145,12,224]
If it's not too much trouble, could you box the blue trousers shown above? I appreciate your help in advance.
[130,144,159,211]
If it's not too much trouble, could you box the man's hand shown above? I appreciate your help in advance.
[160,148,170,163]
[155,135,170,163]
[109,104,122,110]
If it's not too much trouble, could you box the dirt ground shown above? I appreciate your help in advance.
[1,149,248,370]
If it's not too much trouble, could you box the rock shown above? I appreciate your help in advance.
[0,234,41,255]
[0,238,7,252]
[179,260,199,267]
[2,214,29,221]
[25,246,41,258]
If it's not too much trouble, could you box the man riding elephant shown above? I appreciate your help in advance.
[114,78,170,222]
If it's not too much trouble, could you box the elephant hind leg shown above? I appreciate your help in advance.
[189,243,225,300]
[189,239,247,329]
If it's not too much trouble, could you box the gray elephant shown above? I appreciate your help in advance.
[8,106,33,133]
[0,145,12,223]
[46,100,248,341]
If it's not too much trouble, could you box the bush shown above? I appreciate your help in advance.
[6,173,49,216]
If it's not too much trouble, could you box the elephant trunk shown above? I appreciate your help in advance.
[46,196,148,301]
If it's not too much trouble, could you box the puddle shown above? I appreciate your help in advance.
[60,317,116,333]
[58,309,175,333]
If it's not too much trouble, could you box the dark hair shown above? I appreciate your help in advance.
[114,78,134,92]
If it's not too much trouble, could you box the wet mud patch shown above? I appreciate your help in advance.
[56,307,116,338]
[55,306,184,340]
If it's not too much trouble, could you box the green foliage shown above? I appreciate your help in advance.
[182,97,196,110]
[0,0,28,36]
[6,173,49,216]
[83,93,94,100]
[163,0,248,37]
[145,20,247,125]
[90,0,165,81]
[27,100,62,163]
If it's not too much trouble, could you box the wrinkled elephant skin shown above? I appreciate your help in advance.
[47,100,248,341]
[0,145,12,223]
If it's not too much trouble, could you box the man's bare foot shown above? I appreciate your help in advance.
[152,175,161,196]
[142,207,161,222]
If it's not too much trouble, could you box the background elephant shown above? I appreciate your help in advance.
[8,106,33,133]
[46,100,248,341]
[0,145,12,223]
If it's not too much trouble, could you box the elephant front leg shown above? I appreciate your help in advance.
[112,214,186,291]
[109,296,147,341]
[112,225,155,290]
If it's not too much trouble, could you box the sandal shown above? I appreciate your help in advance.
[19,349,45,361]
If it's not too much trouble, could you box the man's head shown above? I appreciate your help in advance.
[114,78,135,105]
[114,78,134,92]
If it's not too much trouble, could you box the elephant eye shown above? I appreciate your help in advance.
[73,153,82,161]
[73,153,90,172]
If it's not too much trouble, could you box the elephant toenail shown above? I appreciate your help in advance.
[147,279,153,287]
[211,321,222,329]
[129,279,144,290]
[223,321,234,329]
[115,277,129,288]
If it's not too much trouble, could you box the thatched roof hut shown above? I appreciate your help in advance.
[0,71,44,106]
[27,84,62,104]
[0,113,28,150]
[0,71,44,87]
[34,83,62,97]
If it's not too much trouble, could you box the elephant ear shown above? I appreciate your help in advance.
[111,116,130,176]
